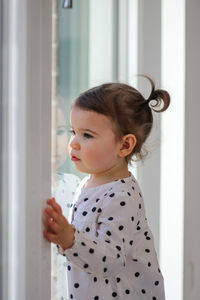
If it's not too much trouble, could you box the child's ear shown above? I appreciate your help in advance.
[118,134,137,158]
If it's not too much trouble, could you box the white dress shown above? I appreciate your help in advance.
[51,172,81,300]
[58,173,165,300]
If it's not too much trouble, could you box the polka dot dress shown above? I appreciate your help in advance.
[58,173,165,299]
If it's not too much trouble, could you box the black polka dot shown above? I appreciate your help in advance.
[133,259,138,262]
[94,297,99,300]
[144,231,148,236]
[89,248,94,254]
[120,201,126,206]
[152,297,157,300]
[81,242,86,246]
[122,238,125,243]
[139,203,142,209]
[148,262,151,267]
[105,279,109,284]
[74,283,79,288]
[141,289,146,294]
[112,292,117,297]
[92,207,96,212]
[67,265,71,271]
[96,198,100,202]
[109,193,115,197]
[135,272,140,277]
[131,216,134,221]
[121,179,125,183]
[106,231,112,236]
[132,186,135,190]
[116,277,120,283]
[93,277,97,282]
[139,193,142,197]
[155,281,159,286]
[104,268,107,272]
[127,192,131,196]
[84,264,89,268]
[158,268,161,273]
[145,249,150,253]
[70,294,73,299]
[130,240,133,245]
[146,236,151,240]
[82,211,87,216]
[86,227,90,232]
[93,240,97,244]
[84,198,88,201]
[137,226,141,230]
[116,245,121,251]
[74,207,77,211]
[117,254,120,259]
[125,289,130,294]
[73,253,78,257]
[105,240,110,243]
[97,208,102,213]
[118,225,124,231]
[108,217,113,221]
[102,256,106,262]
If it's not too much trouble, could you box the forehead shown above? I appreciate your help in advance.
[70,107,114,132]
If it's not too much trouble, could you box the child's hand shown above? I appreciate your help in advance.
[43,198,75,250]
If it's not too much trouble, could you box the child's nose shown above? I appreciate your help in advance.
[69,136,80,150]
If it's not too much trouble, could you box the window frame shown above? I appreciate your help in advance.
[1,0,52,299]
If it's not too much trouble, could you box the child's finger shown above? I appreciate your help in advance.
[43,229,58,244]
[45,207,60,223]
[47,217,60,233]
[47,198,62,214]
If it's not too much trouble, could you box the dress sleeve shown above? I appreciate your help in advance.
[59,189,139,278]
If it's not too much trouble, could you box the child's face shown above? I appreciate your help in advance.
[68,107,123,175]
[52,106,68,171]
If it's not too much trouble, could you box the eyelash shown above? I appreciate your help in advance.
[69,129,75,135]
[83,133,93,139]
[69,130,93,139]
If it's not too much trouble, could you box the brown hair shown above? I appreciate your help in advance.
[72,76,170,163]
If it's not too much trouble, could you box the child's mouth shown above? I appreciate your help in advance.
[71,155,80,162]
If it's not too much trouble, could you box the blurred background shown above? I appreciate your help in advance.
[1,0,199,299]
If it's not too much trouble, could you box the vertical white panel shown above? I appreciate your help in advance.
[88,0,116,86]
[160,1,185,299]
[2,0,52,299]
[118,0,128,82]
[127,0,138,88]
[127,0,138,179]
[184,0,200,299]
[137,0,162,254]
[25,0,52,299]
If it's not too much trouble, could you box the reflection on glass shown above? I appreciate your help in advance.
[51,2,81,299]
[51,101,80,300]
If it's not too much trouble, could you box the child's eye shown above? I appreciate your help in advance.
[56,128,66,136]
[83,133,93,139]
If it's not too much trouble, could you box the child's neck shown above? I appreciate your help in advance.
[84,164,130,188]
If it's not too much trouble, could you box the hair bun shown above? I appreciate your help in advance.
[145,76,170,113]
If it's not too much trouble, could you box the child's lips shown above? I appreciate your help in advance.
[71,155,80,162]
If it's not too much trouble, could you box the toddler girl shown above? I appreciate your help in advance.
[44,77,170,300]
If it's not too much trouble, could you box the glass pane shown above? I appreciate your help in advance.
[51,1,118,299]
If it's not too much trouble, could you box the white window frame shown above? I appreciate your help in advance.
[1,0,52,299]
